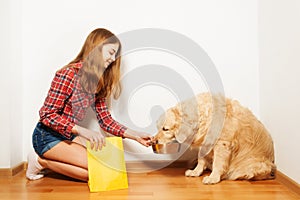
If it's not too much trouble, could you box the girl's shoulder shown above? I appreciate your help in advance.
[55,67,76,79]
[69,61,83,72]
[55,62,83,79]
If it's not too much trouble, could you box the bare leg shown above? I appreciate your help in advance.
[72,135,88,147]
[38,158,88,181]
[39,139,89,181]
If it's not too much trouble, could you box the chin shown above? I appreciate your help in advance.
[103,64,109,69]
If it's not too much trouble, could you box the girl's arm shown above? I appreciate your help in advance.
[92,98,152,147]
[92,97,127,137]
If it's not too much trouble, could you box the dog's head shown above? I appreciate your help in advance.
[154,106,194,144]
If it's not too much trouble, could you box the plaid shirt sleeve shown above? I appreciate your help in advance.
[92,98,127,137]
[39,68,75,138]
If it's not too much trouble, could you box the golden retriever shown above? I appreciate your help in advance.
[154,92,276,184]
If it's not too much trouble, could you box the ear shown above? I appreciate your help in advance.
[175,124,193,143]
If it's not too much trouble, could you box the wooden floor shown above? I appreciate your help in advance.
[0,168,299,200]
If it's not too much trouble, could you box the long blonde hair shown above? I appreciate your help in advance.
[67,28,122,99]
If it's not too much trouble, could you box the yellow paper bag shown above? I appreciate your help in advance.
[87,137,128,192]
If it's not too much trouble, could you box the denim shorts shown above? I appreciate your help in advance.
[32,122,77,157]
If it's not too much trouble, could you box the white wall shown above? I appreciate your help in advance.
[0,0,23,168]
[0,0,259,167]
[21,0,259,162]
[0,0,12,168]
[259,0,300,184]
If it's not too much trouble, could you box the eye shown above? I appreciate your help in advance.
[109,49,116,55]
[162,127,169,131]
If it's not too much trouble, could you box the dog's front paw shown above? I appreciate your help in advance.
[185,169,203,177]
[202,175,221,184]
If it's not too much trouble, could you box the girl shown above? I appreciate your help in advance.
[26,28,152,181]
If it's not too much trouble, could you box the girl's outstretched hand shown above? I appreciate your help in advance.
[123,129,153,147]
[136,134,153,147]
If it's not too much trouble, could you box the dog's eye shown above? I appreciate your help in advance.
[162,127,169,131]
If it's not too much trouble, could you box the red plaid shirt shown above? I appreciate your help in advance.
[39,62,127,139]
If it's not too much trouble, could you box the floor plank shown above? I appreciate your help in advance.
[0,168,299,200]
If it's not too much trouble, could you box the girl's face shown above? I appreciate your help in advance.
[102,43,119,68]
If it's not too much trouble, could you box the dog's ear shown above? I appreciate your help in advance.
[175,124,193,143]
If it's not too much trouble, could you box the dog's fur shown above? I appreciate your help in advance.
[154,93,276,184]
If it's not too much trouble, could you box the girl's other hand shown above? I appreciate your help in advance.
[72,125,106,151]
